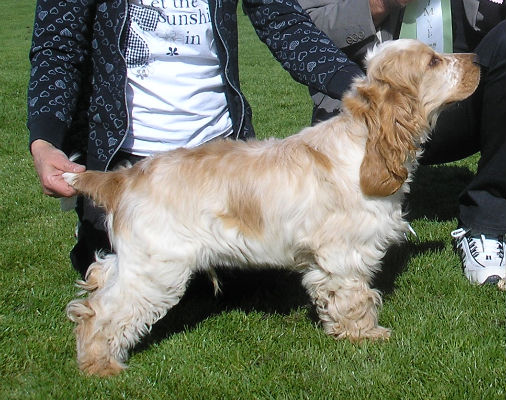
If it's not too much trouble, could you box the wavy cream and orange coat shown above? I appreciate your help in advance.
[63,40,480,376]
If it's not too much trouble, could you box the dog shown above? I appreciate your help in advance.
[63,39,480,376]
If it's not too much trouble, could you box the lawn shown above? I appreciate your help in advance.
[0,1,504,399]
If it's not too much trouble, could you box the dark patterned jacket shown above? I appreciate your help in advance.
[27,0,362,171]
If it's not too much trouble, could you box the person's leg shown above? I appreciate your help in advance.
[418,95,480,165]
[458,21,506,235]
[420,21,506,284]
[70,196,110,278]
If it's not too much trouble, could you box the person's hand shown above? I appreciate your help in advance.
[369,0,414,27]
[30,139,86,197]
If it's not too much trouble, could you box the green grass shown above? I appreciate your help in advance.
[0,1,504,399]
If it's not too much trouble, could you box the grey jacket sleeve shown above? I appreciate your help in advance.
[297,0,375,47]
[297,0,377,66]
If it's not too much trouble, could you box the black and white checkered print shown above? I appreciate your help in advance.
[125,4,161,68]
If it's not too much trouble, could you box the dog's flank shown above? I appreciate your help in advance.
[63,40,480,376]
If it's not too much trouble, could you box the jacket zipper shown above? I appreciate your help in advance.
[106,0,130,172]
[213,0,245,139]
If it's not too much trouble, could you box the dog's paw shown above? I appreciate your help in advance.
[328,324,391,342]
[80,356,126,377]
[358,326,391,341]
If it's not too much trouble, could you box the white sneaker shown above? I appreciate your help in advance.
[451,228,505,285]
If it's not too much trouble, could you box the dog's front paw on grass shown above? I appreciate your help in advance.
[325,323,391,342]
[353,326,392,342]
[80,357,125,377]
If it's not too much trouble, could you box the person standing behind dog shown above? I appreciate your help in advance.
[27,0,364,277]
[298,0,506,285]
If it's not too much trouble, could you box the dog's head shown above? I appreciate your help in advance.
[364,39,480,116]
[346,39,480,197]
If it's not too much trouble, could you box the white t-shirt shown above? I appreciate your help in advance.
[121,0,233,156]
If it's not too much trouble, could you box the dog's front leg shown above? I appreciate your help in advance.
[302,267,390,342]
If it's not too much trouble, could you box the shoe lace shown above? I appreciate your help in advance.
[451,228,467,240]
[451,228,505,261]
[498,236,505,259]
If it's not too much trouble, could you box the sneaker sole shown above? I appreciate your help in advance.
[482,275,501,285]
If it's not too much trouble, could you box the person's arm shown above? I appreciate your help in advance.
[298,0,411,65]
[27,0,95,149]
[242,0,364,100]
[298,0,376,49]
[27,0,93,196]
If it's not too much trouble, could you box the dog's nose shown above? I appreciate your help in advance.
[472,54,480,65]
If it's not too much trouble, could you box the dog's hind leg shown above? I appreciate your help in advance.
[67,255,192,376]
[302,265,390,342]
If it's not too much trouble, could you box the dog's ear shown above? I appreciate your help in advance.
[66,299,95,322]
[357,82,423,197]
[360,141,408,197]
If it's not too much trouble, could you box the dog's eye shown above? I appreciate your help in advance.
[429,56,441,67]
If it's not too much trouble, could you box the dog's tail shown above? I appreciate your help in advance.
[63,170,126,212]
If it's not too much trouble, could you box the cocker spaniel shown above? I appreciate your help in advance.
[63,39,480,376]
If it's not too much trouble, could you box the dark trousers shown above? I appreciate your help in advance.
[419,20,506,235]
[70,151,144,278]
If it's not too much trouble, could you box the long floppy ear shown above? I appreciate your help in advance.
[356,79,424,197]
